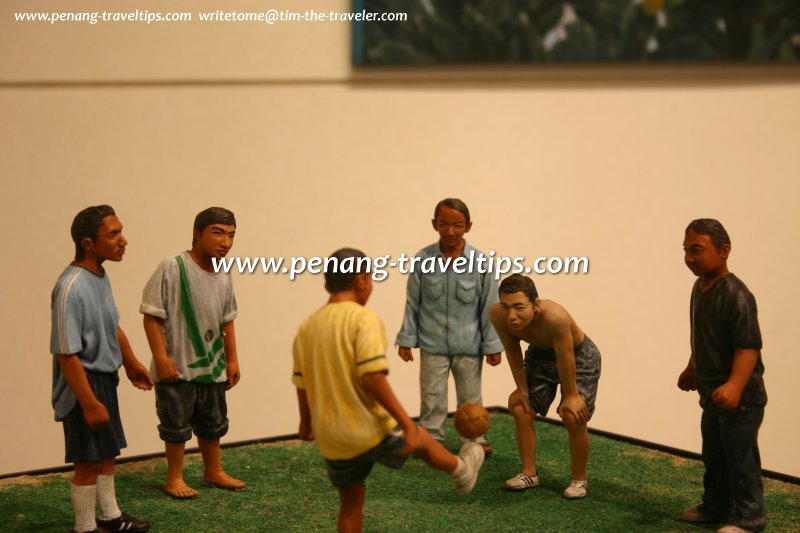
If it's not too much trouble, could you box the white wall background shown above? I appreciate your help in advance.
[1,0,798,479]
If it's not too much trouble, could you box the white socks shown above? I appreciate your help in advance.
[70,484,97,533]
[96,474,122,521]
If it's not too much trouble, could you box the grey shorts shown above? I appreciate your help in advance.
[62,372,127,463]
[155,381,229,443]
[525,336,601,418]
[325,427,408,489]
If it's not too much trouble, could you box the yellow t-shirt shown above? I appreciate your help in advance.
[292,302,397,460]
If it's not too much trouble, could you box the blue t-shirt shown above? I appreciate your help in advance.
[50,264,122,420]
[396,241,503,356]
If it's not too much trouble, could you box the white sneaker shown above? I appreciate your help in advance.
[504,473,540,491]
[452,441,484,495]
[717,526,753,533]
[563,480,588,499]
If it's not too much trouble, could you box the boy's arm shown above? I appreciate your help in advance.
[489,305,528,411]
[549,319,589,424]
[360,371,420,455]
[677,356,697,391]
[118,326,154,390]
[143,315,179,383]
[223,321,240,390]
[711,348,758,409]
[396,269,422,362]
[479,273,503,366]
[57,354,109,430]
[296,387,314,441]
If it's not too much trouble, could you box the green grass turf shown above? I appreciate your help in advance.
[2,413,797,532]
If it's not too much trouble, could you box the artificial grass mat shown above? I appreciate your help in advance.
[1,413,797,532]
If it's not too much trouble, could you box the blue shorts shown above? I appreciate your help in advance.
[62,372,126,463]
[324,427,408,489]
[525,336,601,418]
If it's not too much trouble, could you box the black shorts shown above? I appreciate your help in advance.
[62,372,126,463]
[525,336,601,418]
[155,381,229,443]
[324,428,408,489]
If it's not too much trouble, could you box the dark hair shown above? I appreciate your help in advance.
[499,274,539,304]
[193,207,236,245]
[433,198,470,225]
[71,205,116,260]
[686,218,731,251]
[325,248,368,293]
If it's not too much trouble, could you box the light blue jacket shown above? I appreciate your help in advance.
[396,242,503,356]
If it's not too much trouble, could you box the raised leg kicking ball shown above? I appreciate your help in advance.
[454,403,490,440]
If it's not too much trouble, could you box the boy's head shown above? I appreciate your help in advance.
[71,205,125,262]
[498,274,539,330]
[325,248,373,304]
[192,207,236,259]
[683,218,731,278]
[431,198,472,248]
[685,219,730,250]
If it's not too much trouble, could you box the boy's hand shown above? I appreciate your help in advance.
[400,424,421,456]
[226,359,241,390]
[557,393,590,425]
[398,347,414,362]
[83,401,110,431]
[155,357,180,383]
[298,420,314,441]
[712,383,742,410]
[508,388,531,414]
[124,360,154,390]
[485,353,502,366]
[677,364,697,391]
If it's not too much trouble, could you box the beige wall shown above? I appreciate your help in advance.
[2,0,798,478]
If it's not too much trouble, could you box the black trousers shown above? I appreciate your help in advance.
[699,407,766,532]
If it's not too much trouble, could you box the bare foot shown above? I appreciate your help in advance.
[204,471,245,490]
[163,479,198,499]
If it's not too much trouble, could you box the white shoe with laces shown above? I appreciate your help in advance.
[717,525,753,533]
[452,441,484,495]
[563,479,588,499]
[504,473,540,491]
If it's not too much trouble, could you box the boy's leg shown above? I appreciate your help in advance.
[337,483,365,533]
[451,355,489,448]
[561,412,589,481]
[66,373,134,532]
[699,409,733,520]
[412,425,458,472]
[412,425,484,495]
[720,408,766,532]
[419,351,452,442]
[94,458,150,532]
[560,338,600,498]
[509,394,538,477]
[72,461,101,533]
[164,441,198,498]
[193,382,244,489]
[198,437,245,489]
[155,381,197,498]
[96,458,120,519]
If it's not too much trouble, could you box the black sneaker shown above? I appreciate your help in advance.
[96,512,150,532]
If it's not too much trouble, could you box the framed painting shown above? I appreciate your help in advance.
[353,0,800,65]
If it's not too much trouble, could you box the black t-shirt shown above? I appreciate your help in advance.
[690,273,767,412]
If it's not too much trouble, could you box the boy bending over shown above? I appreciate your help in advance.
[489,274,601,499]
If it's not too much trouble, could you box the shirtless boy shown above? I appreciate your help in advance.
[489,274,601,499]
